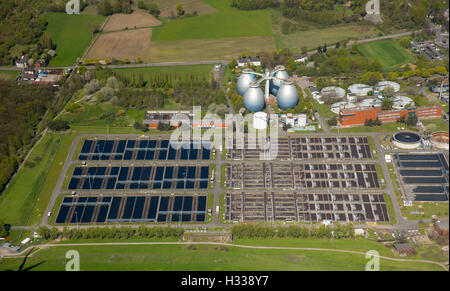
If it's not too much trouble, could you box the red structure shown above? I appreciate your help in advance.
[339,105,442,127]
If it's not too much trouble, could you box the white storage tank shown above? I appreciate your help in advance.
[253,112,268,130]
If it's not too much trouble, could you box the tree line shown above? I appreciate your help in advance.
[0,80,57,194]
[231,223,356,239]
[231,0,280,10]
[37,225,184,241]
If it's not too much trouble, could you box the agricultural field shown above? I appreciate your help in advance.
[144,36,275,63]
[44,12,106,66]
[85,28,153,62]
[0,243,443,271]
[271,9,380,52]
[358,39,416,71]
[103,9,161,32]
[151,0,272,41]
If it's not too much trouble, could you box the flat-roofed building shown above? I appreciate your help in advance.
[339,105,442,127]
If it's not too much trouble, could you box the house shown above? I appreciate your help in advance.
[237,57,260,67]
[434,221,449,236]
[294,54,308,64]
[15,56,29,68]
[394,243,415,256]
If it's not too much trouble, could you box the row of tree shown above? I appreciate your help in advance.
[97,0,133,16]
[37,225,184,241]
[231,223,356,239]
[231,0,280,10]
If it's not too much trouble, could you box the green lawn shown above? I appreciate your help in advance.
[422,118,449,132]
[44,12,106,66]
[0,70,19,81]
[109,64,214,82]
[332,122,419,134]
[358,39,415,71]
[151,0,272,41]
[0,134,62,226]
[0,243,443,271]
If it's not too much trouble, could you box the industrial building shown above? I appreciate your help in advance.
[339,105,442,127]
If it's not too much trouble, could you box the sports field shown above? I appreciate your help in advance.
[44,12,106,66]
[0,243,443,271]
[151,0,272,41]
[357,39,415,71]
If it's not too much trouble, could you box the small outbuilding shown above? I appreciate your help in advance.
[434,221,449,236]
[394,243,415,256]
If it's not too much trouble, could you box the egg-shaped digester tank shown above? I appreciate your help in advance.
[276,81,299,110]
[270,65,289,95]
[244,82,265,112]
[237,69,255,96]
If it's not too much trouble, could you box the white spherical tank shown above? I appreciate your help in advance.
[270,65,289,95]
[253,112,268,130]
[276,81,299,110]
[244,82,265,112]
[237,68,255,96]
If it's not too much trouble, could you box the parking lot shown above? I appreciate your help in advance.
[410,40,448,62]
[225,192,389,223]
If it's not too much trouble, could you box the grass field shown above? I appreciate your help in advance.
[144,36,274,63]
[151,0,272,41]
[271,9,380,52]
[357,39,415,71]
[332,122,419,134]
[0,134,62,226]
[0,242,443,271]
[110,64,214,81]
[157,0,218,17]
[0,70,19,81]
[44,12,106,66]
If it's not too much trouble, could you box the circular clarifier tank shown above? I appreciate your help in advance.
[393,132,422,149]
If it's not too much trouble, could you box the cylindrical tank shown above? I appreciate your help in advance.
[276,81,299,110]
[244,82,265,112]
[270,65,289,95]
[253,112,268,130]
[237,68,255,96]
